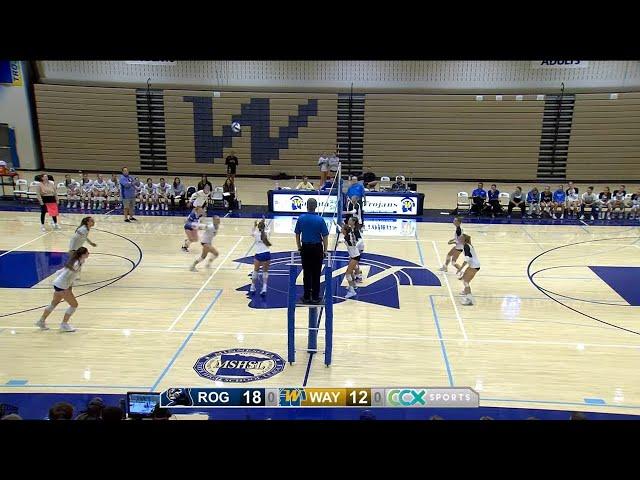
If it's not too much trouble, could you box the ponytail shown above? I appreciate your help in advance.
[257,220,272,247]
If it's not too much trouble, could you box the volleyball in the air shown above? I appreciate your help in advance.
[231,122,241,133]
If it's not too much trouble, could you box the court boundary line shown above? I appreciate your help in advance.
[6,324,637,350]
[429,295,454,386]
[431,240,468,341]
[151,289,223,391]
[0,231,52,258]
[166,237,242,331]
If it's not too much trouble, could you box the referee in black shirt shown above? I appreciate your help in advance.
[294,198,329,304]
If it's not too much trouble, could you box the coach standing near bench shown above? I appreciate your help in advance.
[294,198,329,304]
[120,167,137,223]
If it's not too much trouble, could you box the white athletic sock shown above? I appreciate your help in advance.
[193,256,205,265]
[262,272,269,288]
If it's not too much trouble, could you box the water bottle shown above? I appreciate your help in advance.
[275,181,280,190]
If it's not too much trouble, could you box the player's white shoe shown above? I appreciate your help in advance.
[189,264,197,272]
[345,288,357,299]
[438,266,448,272]
[249,285,256,294]
[461,297,474,306]
[60,323,76,332]
[260,286,267,296]
[40,225,47,232]
[35,319,49,330]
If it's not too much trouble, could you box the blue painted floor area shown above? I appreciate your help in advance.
[589,266,640,306]
[2,200,640,226]
[0,250,67,288]
[1,393,639,420]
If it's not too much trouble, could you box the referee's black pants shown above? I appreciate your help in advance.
[300,243,324,301]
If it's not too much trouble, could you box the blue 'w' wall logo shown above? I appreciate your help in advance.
[183,97,319,165]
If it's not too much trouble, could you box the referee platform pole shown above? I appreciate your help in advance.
[286,255,335,366]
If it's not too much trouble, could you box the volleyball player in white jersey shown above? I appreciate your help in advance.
[611,185,627,219]
[341,223,361,299]
[629,189,640,220]
[565,184,580,218]
[133,177,144,210]
[69,217,97,253]
[156,178,171,211]
[250,218,272,296]
[189,184,211,210]
[66,180,81,209]
[182,206,204,252]
[106,174,120,209]
[91,174,108,209]
[80,177,93,210]
[348,217,365,283]
[69,216,97,281]
[35,247,89,332]
[142,178,157,211]
[439,217,464,272]
[190,216,221,271]
[455,234,480,306]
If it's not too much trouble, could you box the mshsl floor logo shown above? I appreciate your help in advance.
[234,251,441,309]
[194,348,285,383]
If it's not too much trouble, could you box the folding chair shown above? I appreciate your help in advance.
[457,192,471,214]
[13,179,29,201]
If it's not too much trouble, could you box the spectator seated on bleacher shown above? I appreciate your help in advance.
[391,176,408,192]
[611,184,627,219]
[486,184,502,217]
[552,185,566,219]
[171,177,186,209]
[527,187,541,217]
[223,175,237,210]
[540,186,554,217]
[360,167,378,190]
[565,182,580,218]
[580,186,598,221]
[507,186,525,218]
[598,186,612,219]
[470,182,487,214]
[295,176,315,191]
[629,188,640,220]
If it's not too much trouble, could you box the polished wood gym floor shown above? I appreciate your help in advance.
[0,209,639,415]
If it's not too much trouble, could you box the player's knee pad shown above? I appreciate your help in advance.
[65,306,77,317]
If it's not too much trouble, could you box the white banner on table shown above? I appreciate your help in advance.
[271,216,417,237]
[272,192,419,215]
[531,60,589,69]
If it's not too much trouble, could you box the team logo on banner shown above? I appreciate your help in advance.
[290,196,304,211]
[193,348,286,383]
[235,251,441,309]
[401,197,416,213]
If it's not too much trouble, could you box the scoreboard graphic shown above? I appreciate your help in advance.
[160,387,479,408]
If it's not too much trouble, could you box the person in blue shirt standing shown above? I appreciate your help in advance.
[119,167,137,223]
[470,182,487,215]
[346,176,365,222]
[294,198,330,304]
[486,184,502,217]
[552,185,566,219]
